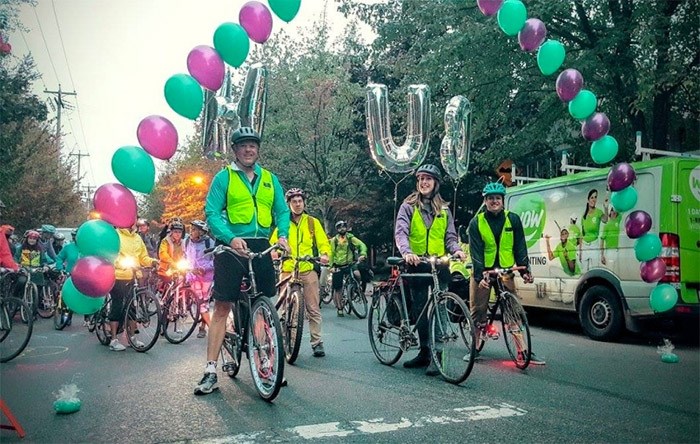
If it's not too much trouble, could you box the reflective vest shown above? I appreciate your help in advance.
[408,206,448,256]
[226,167,274,228]
[20,249,41,267]
[478,211,514,268]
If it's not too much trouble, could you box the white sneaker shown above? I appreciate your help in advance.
[109,339,126,351]
[130,336,146,348]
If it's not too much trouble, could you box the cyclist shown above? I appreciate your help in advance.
[329,220,369,317]
[55,229,81,326]
[110,223,158,351]
[185,220,214,338]
[395,164,466,376]
[158,220,186,283]
[468,182,545,365]
[13,230,54,300]
[270,188,331,357]
[52,232,66,255]
[136,218,158,258]
[0,224,19,272]
[195,126,290,395]
[39,224,58,261]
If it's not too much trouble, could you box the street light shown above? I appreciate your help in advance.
[191,174,205,186]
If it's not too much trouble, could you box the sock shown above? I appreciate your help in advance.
[205,360,217,374]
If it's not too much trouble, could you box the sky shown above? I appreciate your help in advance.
[9,0,371,194]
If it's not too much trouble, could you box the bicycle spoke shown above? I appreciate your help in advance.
[126,291,161,352]
[501,293,531,369]
[0,297,34,363]
[429,292,476,384]
[248,298,284,401]
[368,293,403,366]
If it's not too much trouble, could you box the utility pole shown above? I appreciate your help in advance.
[44,84,77,145]
[81,185,95,207]
[69,150,90,193]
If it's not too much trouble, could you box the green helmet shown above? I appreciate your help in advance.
[482,182,506,197]
[41,224,56,234]
[231,127,261,145]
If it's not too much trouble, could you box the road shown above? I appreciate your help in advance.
[1,303,698,443]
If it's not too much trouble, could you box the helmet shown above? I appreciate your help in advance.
[285,188,305,202]
[71,229,77,237]
[26,230,40,239]
[169,221,185,231]
[136,218,149,227]
[41,224,56,234]
[53,233,65,241]
[231,127,261,145]
[415,164,441,181]
[482,182,507,197]
[191,220,208,231]
[335,220,347,230]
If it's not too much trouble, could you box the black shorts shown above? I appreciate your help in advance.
[212,238,275,303]
[331,265,352,290]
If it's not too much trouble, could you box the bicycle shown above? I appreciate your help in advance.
[206,243,285,402]
[319,265,333,305]
[275,255,321,364]
[52,272,72,330]
[36,267,62,319]
[0,271,33,363]
[475,266,533,369]
[368,255,477,384]
[334,260,368,318]
[159,259,201,344]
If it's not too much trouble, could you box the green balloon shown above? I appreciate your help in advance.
[635,233,662,262]
[76,220,120,262]
[164,74,203,120]
[537,40,566,76]
[269,0,301,23]
[590,135,619,164]
[62,278,105,315]
[213,22,250,68]
[111,146,155,194]
[497,0,527,36]
[610,186,637,212]
[568,89,597,120]
[649,284,678,313]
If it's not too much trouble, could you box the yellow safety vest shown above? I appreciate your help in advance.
[478,211,515,268]
[408,206,448,256]
[226,167,274,228]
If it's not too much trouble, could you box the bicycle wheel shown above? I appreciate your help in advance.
[343,283,353,315]
[53,293,70,331]
[350,283,368,319]
[95,298,112,345]
[22,283,38,321]
[501,292,531,369]
[321,273,333,305]
[221,302,243,378]
[367,292,403,366]
[247,296,284,402]
[282,285,305,365]
[163,288,200,344]
[0,297,34,363]
[429,292,476,384]
[126,290,162,352]
[37,283,57,319]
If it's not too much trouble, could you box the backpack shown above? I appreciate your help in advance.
[332,233,357,259]
[306,215,321,274]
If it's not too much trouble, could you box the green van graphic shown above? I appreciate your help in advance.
[512,193,546,248]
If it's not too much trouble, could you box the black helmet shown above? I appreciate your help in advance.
[231,127,261,145]
[169,221,185,231]
[285,188,305,202]
[335,220,347,230]
[191,220,208,231]
[415,164,441,182]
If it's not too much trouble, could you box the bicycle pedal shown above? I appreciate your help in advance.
[222,363,235,372]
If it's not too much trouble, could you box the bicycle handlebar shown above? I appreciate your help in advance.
[484,265,529,276]
[204,243,282,259]
[386,254,466,267]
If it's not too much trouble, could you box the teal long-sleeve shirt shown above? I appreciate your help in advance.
[205,162,290,244]
[55,242,80,273]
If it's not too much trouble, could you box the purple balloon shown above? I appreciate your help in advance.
[607,162,637,191]
[581,112,610,141]
[518,18,547,52]
[137,115,178,160]
[625,210,652,239]
[640,257,666,283]
[72,256,116,297]
[239,1,273,44]
[93,183,137,228]
[556,69,584,102]
[187,45,225,91]
[477,0,504,16]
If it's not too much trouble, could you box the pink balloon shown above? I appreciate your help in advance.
[624,210,652,239]
[607,162,637,191]
[581,112,610,141]
[556,69,584,102]
[136,115,178,160]
[518,19,547,52]
[640,257,666,283]
[187,45,225,91]
[93,183,137,228]
[239,1,273,44]
[72,256,116,297]
[477,0,504,16]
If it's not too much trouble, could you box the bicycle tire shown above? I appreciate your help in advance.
[367,292,403,366]
[126,290,162,352]
[53,292,70,331]
[37,282,57,319]
[283,285,305,365]
[0,297,34,363]
[429,292,476,384]
[221,302,243,378]
[501,292,531,369]
[343,282,353,315]
[95,298,112,345]
[22,283,38,321]
[163,288,200,344]
[350,283,368,319]
[247,296,284,402]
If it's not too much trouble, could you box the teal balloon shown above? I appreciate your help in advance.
[62,278,105,315]
[76,220,120,262]
[111,146,155,194]
[269,0,301,22]
[213,22,250,68]
[590,135,619,164]
[610,186,637,212]
[497,0,527,36]
[649,284,678,313]
[635,233,662,262]
[568,89,597,120]
[164,74,203,120]
[537,40,566,76]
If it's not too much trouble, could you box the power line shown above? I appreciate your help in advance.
[50,0,76,91]
[32,4,60,86]
[18,28,48,91]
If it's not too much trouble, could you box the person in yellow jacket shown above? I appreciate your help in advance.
[271,188,331,357]
[109,224,158,351]
[158,220,185,281]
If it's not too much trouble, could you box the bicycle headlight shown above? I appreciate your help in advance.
[118,256,137,269]
[176,259,191,271]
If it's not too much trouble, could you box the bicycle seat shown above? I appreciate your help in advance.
[386,257,403,266]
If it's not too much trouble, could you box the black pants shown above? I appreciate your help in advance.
[108,280,132,322]
[405,263,450,353]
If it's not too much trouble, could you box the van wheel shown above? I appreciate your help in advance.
[578,285,624,341]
